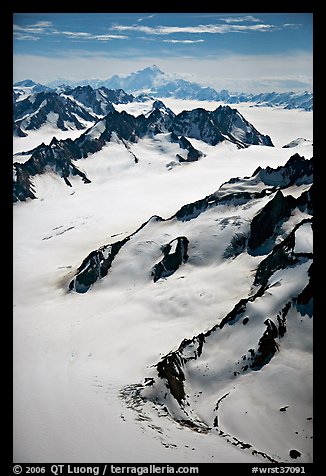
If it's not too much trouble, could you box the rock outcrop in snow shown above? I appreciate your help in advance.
[152,237,189,282]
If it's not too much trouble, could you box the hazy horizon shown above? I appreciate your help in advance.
[13,12,313,94]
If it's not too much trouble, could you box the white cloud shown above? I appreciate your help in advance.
[283,23,301,28]
[137,14,157,22]
[111,23,277,35]
[14,34,40,41]
[13,24,128,42]
[162,39,204,44]
[221,16,261,23]
[13,21,53,35]
[54,30,128,40]
[32,21,52,28]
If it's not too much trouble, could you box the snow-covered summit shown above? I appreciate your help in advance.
[283,137,313,148]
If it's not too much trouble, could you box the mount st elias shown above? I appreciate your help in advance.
[13,90,313,463]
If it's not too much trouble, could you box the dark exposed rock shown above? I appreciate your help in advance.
[69,215,164,292]
[152,99,175,116]
[254,218,312,290]
[277,303,291,337]
[172,157,312,225]
[211,105,273,147]
[218,298,248,330]
[296,184,313,214]
[173,190,262,222]
[13,137,91,202]
[250,319,280,371]
[172,107,225,145]
[280,406,289,412]
[156,353,186,404]
[13,164,36,203]
[294,263,313,317]
[224,232,248,259]
[69,237,130,293]
[171,133,204,162]
[213,392,230,428]
[248,190,296,251]
[145,107,175,135]
[13,121,27,137]
[67,85,133,115]
[170,105,273,148]
[289,449,301,459]
[152,237,189,282]
[14,91,97,132]
[155,333,205,405]
[257,153,313,188]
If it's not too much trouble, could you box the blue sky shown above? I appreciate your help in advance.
[13,12,313,92]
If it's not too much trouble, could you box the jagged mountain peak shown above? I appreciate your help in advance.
[13,89,97,134]
[141,64,164,75]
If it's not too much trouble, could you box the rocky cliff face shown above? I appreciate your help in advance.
[152,237,189,282]
[13,137,90,202]
[66,85,133,115]
[248,190,296,251]
[171,105,273,147]
[13,91,97,133]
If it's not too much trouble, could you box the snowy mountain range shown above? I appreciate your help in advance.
[13,88,313,463]
[44,65,313,111]
[13,102,273,202]
[13,90,98,136]
[15,66,313,112]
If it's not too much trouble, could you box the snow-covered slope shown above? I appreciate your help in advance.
[65,153,312,463]
[13,101,313,463]
[283,138,313,148]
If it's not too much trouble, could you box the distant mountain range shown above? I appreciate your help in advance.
[14,65,313,111]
